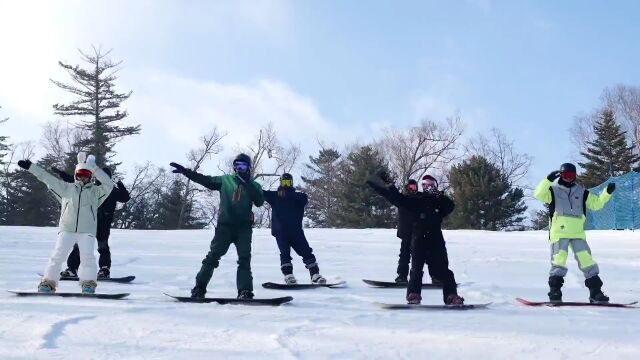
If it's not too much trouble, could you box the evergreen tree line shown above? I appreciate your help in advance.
[8,48,637,231]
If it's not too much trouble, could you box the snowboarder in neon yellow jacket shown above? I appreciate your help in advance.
[534,162,615,303]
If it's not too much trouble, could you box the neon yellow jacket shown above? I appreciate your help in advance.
[534,178,612,243]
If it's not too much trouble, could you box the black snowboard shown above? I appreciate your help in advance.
[262,280,346,290]
[8,290,129,300]
[516,297,638,308]
[164,293,293,306]
[38,273,135,283]
[363,279,452,289]
[377,302,491,310]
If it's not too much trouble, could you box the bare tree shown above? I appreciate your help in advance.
[40,120,88,168]
[602,84,640,153]
[116,162,170,229]
[177,127,226,229]
[378,115,464,187]
[238,122,302,227]
[466,128,533,188]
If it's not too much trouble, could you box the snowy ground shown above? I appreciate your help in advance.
[0,226,639,360]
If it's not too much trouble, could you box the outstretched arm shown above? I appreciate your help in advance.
[25,162,74,201]
[169,162,221,190]
[91,162,115,205]
[585,187,613,211]
[114,181,131,203]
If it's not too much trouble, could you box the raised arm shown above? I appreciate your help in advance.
[114,181,131,203]
[51,167,75,183]
[90,161,115,205]
[534,171,561,204]
[20,161,74,201]
[263,190,277,205]
[169,162,221,190]
[585,183,615,211]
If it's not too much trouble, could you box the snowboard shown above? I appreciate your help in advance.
[7,290,129,300]
[38,273,135,283]
[377,302,491,310]
[516,297,638,308]
[362,279,454,289]
[164,293,293,306]
[262,280,346,290]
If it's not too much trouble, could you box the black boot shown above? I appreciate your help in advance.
[585,275,609,303]
[237,290,254,299]
[548,275,564,302]
[191,286,206,299]
[395,274,408,284]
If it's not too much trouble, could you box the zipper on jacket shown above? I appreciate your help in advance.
[75,186,84,232]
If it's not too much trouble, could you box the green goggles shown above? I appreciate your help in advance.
[280,178,293,187]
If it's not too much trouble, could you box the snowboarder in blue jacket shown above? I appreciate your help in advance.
[264,173,326,285]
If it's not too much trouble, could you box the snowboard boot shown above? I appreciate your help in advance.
[281,263,294,276]
[38,279,56,293]
[585,275,609,304]
[284,274,297,285]
[80,280,97,294]
[191,286,206,299]
[60,268,77,278]
[311,273,327,285]
[97,267,110,279]
[237,290,254,299]
[395,274,408,284]
[445,293,465,305]
[406,292,422,305]
[548,275,564,303]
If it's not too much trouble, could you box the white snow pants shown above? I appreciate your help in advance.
[43,232,97,284]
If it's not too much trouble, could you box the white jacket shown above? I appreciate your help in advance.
[28,163,114,235]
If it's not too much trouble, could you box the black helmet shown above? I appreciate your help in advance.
[560,163,576,173]
[280,173,294,188]
[559,163,577,184]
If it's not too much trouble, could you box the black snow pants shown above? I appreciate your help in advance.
[276,230,318,275]
[407,229,457,302]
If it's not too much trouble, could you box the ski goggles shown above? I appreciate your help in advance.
[280,178,293,187]
[560,171,576,182]
[406,183,418,192]
[75,169,93,179]
[421,178,438,190]
[234,161,250,173]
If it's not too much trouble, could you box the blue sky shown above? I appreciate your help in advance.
[1,0,639,191]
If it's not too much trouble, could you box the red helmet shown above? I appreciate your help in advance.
[75,168,93,180]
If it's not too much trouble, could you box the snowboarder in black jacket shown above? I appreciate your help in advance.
[264,173,326,285]
[368,171,464,305]
[52,167,130,278]
[395,179,440,285]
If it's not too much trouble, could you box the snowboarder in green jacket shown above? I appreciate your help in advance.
[170,153,265,299]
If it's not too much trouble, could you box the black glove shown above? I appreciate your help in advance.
[606,182,616,194]
[17,160,32,170]
[547,170,561,181]
[377,170,392,184]
[169,162,188,174]
[51,167,64,176]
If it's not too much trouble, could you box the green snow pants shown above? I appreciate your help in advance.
[195,224,254,292]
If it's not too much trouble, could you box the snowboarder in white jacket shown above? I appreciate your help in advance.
[18,152,114,294]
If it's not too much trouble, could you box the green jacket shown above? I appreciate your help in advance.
[187,171,264,226]
[534,178,611,242]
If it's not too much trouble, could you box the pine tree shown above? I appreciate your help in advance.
[301,147,343,227]
[153,178,206,230]
[448,155,527,230]
[5,157,60,227]
[334,145,397,228]
[578,108,640,188]
[51,47,140,167]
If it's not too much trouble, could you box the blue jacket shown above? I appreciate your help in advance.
[264,187,307,236]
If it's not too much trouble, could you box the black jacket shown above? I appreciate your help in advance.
[368,180,454,232]
[53,168,130,228]
[264,187,307,237]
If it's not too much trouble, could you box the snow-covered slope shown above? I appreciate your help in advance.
[1,227,639,359]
